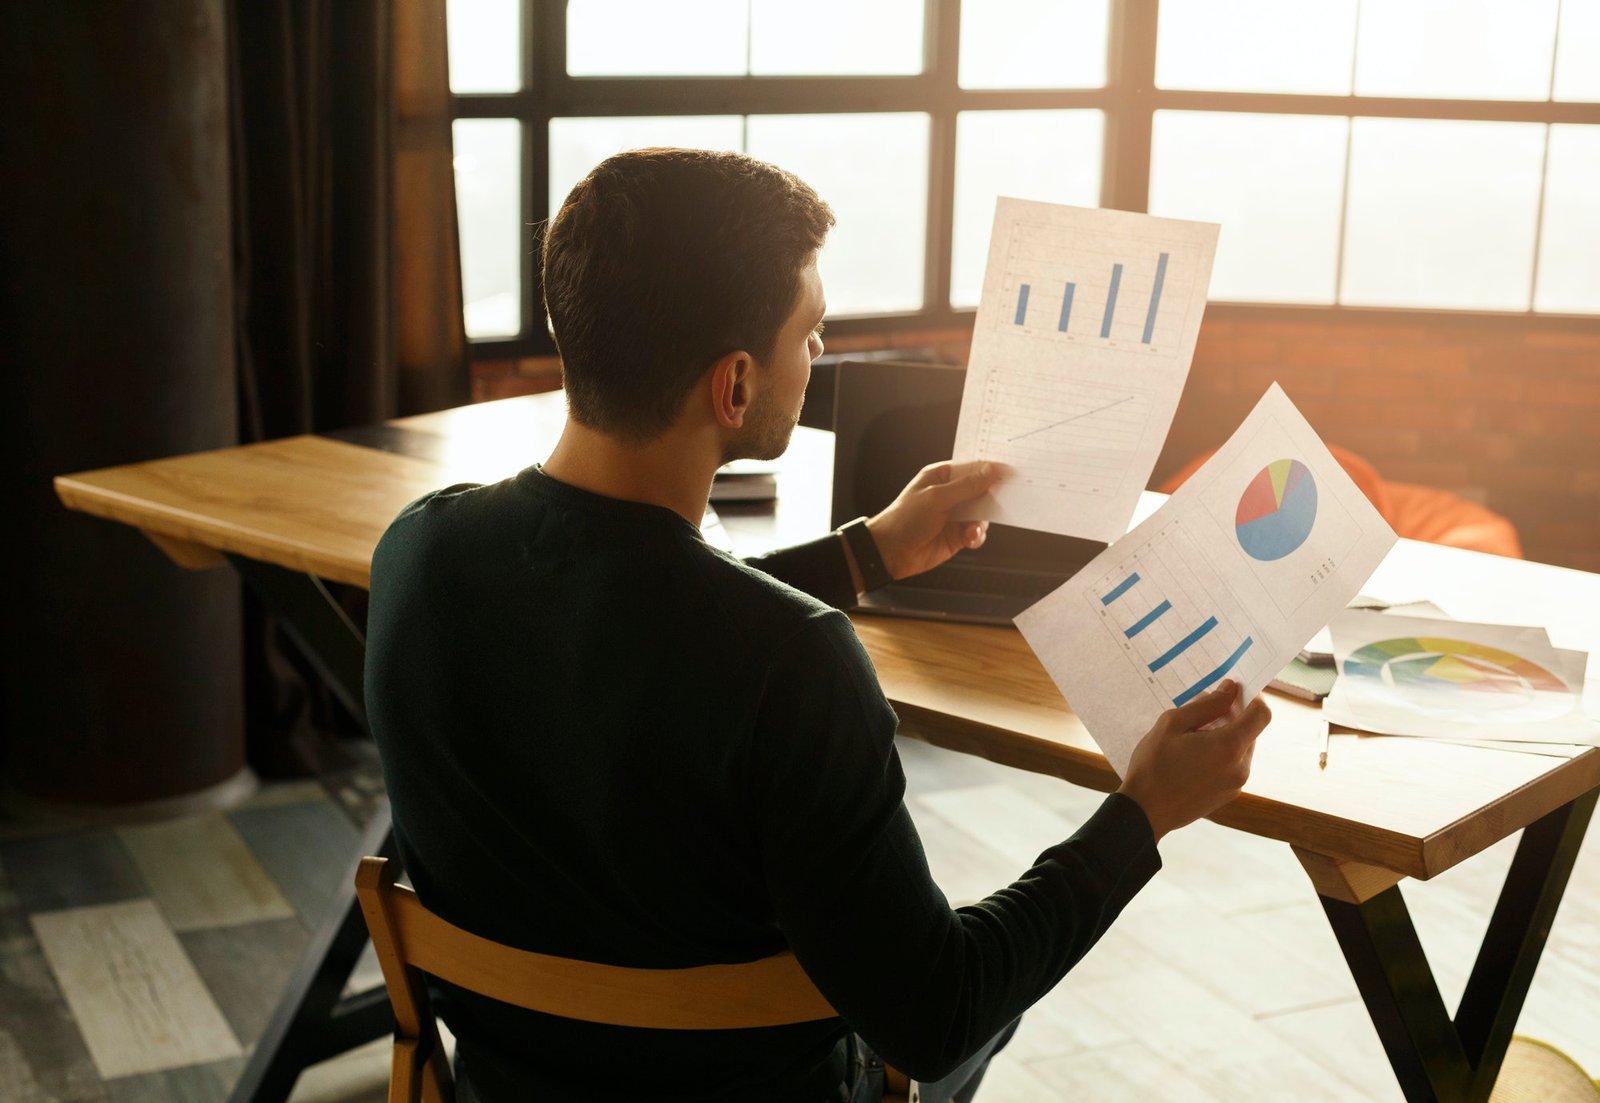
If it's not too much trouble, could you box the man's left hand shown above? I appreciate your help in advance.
[867,461,1007,581]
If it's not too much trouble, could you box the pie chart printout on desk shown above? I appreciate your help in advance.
[1235,459,1317,561]
[1342,637,1572,724]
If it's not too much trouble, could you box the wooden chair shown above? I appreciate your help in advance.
[355,857,911,1102]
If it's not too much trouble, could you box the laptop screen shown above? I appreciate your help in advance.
[830,360,1104,579]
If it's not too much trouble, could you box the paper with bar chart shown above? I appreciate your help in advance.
[1324,610,1598,747]
[953,199,1219,542]
[1015,384,1397,774]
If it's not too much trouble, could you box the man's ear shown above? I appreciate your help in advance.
[709,349,755,430]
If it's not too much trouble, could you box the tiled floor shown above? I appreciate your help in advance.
[2,734,1597,1101]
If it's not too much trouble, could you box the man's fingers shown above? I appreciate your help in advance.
[1166,678,1239,732]
[924,461,1005,507]
[1227,697,1272,744]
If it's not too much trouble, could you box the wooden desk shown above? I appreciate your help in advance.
[58,392,1599,1103]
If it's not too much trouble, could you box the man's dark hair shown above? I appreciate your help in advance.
[542,148,835,441]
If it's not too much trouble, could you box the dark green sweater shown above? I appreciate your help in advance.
[366,465,1160,1102]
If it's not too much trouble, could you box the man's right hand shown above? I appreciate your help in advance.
[1115,679,1270,843]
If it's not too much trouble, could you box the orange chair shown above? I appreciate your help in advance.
[1158,444,1522,559]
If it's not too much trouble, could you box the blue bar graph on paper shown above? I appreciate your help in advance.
[1149,616,1218,672]
[1101,572,1140,604]
[1058,283,1075,332]
[1014,284,1030,325]
[1101,263,1122,338]
[1142,252,1169,344]
[1173,637,1255,706]
[1124,600,1171,639]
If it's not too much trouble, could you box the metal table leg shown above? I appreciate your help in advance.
[1319,789,1596,1103]
[224,556,398,1103]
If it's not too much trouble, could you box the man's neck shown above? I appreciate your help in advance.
[541,417,721,526]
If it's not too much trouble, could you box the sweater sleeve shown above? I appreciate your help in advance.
[747,612,1160,1083]
[742,533,857,611]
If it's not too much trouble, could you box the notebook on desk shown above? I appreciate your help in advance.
[830,360,1104,625]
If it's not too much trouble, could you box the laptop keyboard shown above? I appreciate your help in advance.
[914,565,1062,599]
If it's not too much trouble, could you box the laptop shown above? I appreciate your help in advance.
[831,360,1105,625]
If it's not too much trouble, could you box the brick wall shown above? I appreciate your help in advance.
[1161,311,1600,573]
[469,311,1600,572]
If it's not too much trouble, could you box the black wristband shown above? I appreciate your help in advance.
[839,516,894,592]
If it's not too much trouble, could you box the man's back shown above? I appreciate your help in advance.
[367,465,890,1100]
[368,463,1167,1102]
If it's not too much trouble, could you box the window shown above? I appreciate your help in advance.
[449,0,1600,351]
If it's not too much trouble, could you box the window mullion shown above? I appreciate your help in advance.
[925,0,961,315]
[1103,0,1158,212]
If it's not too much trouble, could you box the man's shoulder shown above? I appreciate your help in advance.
[688,539,846,639]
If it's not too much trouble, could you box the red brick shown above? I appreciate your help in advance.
[1372,346,1470,377]
[1283,342,1374,372]
[1449,377,1527,403]
[1202,336,1282,367]
[1523,330,1600,351]
[1540,380,1600,406]
[1338,373,1434,400]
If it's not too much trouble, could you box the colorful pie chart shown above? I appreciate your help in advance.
[1235,459,1317,561]
[1343,636,1571,722]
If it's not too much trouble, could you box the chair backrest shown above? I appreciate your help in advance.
[353,855,843,1103]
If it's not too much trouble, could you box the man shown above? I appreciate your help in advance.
[366,148,1269,1103]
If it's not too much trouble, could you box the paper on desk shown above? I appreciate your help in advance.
[1324,611,1599,746]
[1015,384,1398,775]
[952,199,1219,542]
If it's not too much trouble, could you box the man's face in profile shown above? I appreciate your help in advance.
[731,262,827,463]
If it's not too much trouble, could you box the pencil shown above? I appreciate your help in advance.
[1318,726,1330,770]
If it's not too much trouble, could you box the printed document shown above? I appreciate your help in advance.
[1016,384,1397,774]
[953,199,1219,542]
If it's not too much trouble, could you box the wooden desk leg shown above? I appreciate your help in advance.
[228,810,398,1103]
[1317,789,1596,1103]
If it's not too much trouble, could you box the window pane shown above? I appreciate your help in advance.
[548,117,744,215]
[1535,125,1600,312]
[1354,0,1559,101]
[746,114,929,315]
[1155,0,1356,94]
[1555,0,1600,101]
[959,0,1109,89]
[950,110,1103,308]
[1341,118,1544,310]
[751,0,923,75]
[453,120,522,339]
[447,0,520,93]
[567,0,747,76]
[1149,112,1347,304]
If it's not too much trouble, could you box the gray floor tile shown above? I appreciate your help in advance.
[227,800,361,928]
[0,831,146,913]
[180,917,310,1044]
[103,1062,231,1103]
[0,922,107,1102]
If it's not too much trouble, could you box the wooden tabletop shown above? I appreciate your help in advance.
[57,392,1600,885]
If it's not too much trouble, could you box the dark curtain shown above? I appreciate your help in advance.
[227,0,469,773]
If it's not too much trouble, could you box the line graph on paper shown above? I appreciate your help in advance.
[972,376,1154,495]
[1084,521,1271,711]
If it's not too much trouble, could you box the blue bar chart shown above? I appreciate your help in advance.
[1007,245,1175,349]
[1091,523,1259,710]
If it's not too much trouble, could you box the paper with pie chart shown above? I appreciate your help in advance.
[1016,383,1397,774]
[1324,610,1598,746]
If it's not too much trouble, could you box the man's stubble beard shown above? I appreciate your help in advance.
[723,386,801,464]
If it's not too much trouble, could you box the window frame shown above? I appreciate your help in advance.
[452,0,1600,358]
